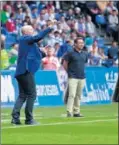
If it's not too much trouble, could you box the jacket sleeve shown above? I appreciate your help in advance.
[25,28,53,44]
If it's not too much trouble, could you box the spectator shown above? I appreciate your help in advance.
[15,7,25,21]
[42,31,55,47]
[40,8,49,21]
[24,8,32,19]
[88,41,102,65]
[13,1,23,11]
[57,39,73,58]
[60,31,68,43]
[75,1,87,14]
[66,9,75,20]
[77,18,86,37]
[46,1,55,11]
[96,1,109,13]
[86,1,100,26]
[3,1,13,13]
[98,48,108,60]
[23,16,32,25]
[108,9,118,29]
[55,9,63,21]
[20,1,30,13]
[37,14,47,28]
[6,13,16,33]
[37,1,46,13]
[8,43,18,65]
[15,18,23,37]
[105,1,118,15]
[54,42,60,56]
[68,19,76,31]
[1,35,10,69]
[41,47,60,70]
[59,16,71,32]
[107,9,118,41]
[31,7,38,20]
[86,15,97,37]
[32,22,40,35]
[74,7,84,19]
[48,9,55,21]
[70,31,77,44]
[54,31,63,45]
[107,41,118,61]
[1,4,10,25]
[56,22,63,33]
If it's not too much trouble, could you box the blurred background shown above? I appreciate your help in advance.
[1,1,119,70]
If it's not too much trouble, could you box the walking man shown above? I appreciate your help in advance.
[11,25,53,125]
[63,37,88,117]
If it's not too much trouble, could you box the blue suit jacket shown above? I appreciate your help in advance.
[15,28,52,77]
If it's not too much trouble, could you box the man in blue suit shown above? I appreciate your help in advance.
[11,25,53,125]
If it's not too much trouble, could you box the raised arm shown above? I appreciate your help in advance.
[26,28,53,44]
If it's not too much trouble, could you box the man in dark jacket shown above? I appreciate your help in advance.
[11,25,53,125]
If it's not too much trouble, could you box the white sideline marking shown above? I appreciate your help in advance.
[1,119,117,129]
[1,114,118,123]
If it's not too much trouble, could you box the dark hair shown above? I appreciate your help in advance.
[54,31,59,34]
[54,42,60,46]
[74,37,84,44]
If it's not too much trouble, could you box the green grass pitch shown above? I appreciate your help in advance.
[1,103,118,144]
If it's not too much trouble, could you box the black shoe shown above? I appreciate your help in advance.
[25,120,39,125]
[67,112,72,117]
[73,113,84,117]
[11,119,21,125]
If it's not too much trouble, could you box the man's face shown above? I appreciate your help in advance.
[75,39,84,50]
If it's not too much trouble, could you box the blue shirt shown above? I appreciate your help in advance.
[57,42,73,58]
[108,47,118,60]
[63,49,88,79]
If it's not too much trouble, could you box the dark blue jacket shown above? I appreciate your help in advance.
[15,28,52,77]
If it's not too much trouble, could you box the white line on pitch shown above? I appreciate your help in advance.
[1,114,117,123]
[1,114,118,123]
[1,118,117,129]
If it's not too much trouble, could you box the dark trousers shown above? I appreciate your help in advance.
[11,71,36,122]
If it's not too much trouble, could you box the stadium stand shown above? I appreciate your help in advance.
[1,1,118,70]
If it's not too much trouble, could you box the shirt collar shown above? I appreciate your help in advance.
[74,49,82,53]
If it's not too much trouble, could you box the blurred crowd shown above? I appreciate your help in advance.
[1,1,119,70]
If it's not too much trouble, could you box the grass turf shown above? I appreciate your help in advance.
[1,103,118,144]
